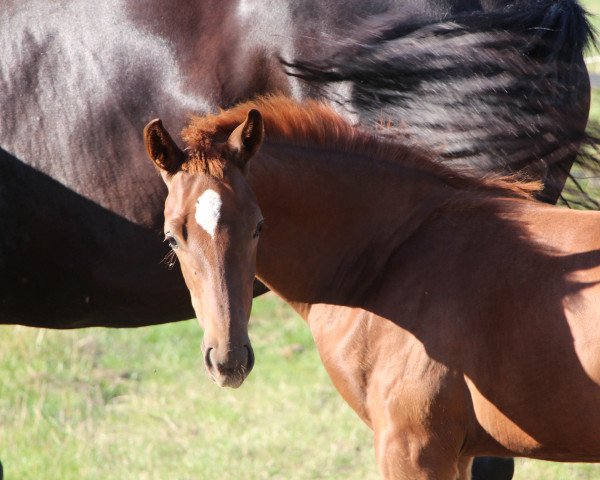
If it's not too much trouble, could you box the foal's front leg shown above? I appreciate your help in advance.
[374,425,466,480]
[368,359,468,480]
[457,456,474,480]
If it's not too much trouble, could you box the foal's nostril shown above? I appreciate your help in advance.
[245,345,255,373]
[204,347,214,369]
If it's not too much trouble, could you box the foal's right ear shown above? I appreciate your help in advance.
[226,109,264,168]
[144,119,186,180]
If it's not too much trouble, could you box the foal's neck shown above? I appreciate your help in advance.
[248,140,450,312]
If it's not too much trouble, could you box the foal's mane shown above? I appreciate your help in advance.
[181,95,540,199]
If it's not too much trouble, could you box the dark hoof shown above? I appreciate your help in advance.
[472,456,514,480]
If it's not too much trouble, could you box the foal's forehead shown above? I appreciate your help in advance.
[165,171,259,226]
[166,171,221,207]
[195,188,223,238]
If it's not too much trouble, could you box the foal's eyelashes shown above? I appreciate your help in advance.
[161,233,178,269]
[253,219,265,239]
[164,232,179,249]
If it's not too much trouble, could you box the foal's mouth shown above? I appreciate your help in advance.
[208,367,248,389]
[212,372,246,389]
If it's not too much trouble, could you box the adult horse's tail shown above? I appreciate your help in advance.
[285,0,597,207]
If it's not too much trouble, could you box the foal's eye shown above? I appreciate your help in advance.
[253,219,265,239]
[165,235,178,249]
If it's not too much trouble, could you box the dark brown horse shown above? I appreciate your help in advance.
[145,95,600,479]
[0,0,592,328]
[0,0,478,328]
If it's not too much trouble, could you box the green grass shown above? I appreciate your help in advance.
[583,0,600,31]
[582,0,600,73]
[0,296,377,479]
[592,88,600,121]
[557,88,600,206]
[2,295,600,479]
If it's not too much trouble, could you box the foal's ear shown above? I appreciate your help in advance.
[226,109,264,167]
[144,119,186,180]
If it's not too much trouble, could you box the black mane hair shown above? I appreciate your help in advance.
[284,0,598,207]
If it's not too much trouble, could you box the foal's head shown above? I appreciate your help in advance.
[144,110,264,388]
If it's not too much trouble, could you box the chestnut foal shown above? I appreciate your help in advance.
[144,96,600,479]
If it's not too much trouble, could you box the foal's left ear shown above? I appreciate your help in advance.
[226,109,264,167]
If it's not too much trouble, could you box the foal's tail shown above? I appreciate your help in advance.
[284,0,598,207]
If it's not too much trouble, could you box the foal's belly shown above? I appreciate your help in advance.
[306,299,600,462]
[466,383,600,461]
[464,298,600,461]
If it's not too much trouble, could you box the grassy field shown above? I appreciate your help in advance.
[2,294,600,480]
[0,297,379,480]
[3,5,600,480]
[584,0,600,71]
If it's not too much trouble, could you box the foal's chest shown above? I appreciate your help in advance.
[306,305,443,427]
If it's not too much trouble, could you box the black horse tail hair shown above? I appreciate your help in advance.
[283,0,598,208]
[283,0,595,92]
[448,0,595,53]
[446,0,596,63]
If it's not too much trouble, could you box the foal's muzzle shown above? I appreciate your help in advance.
[203,343,255,388]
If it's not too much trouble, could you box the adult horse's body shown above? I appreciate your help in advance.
[286,0,594,205]
[146,96,600,479]
[0,0,592,328]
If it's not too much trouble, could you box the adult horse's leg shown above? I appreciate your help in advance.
[252,279,270,297]
[471,457,514,480]
[471,457,512,480]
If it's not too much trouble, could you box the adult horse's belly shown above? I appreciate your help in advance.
[0,147,194,327]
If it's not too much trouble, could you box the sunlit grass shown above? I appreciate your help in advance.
[0,295,377,480]
[2,294,600,479]
[591,88,600,121]
[581,0,598,71]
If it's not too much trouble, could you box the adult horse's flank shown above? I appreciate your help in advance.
[0,0,488,328]
[145,96,600,478]
[0,0,592,328]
